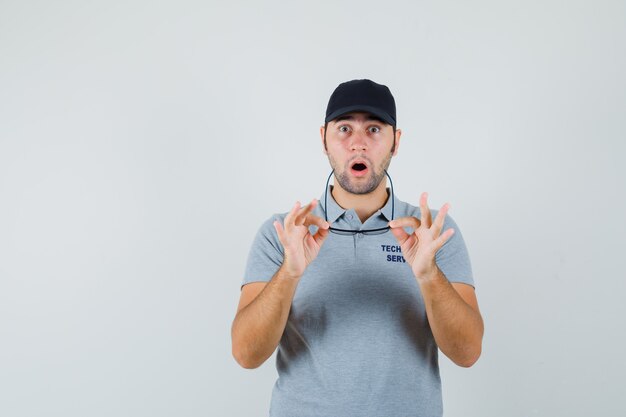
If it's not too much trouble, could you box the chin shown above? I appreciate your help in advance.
[345,179,378,195]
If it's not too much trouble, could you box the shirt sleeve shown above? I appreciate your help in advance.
[241,214,286,289]
[434,212,474,287]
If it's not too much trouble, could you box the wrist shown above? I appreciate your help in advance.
[279,262,303,281]
[415,265,446,285]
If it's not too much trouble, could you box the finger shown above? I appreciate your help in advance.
[388,216,421,231]
[284,201,301,232]
[273,219,286,245]
[294,199,318,226]
[312,226,329,246]
[420,192,432,228]
[431,203,450,238]
[433,228,455,252]
[389,224,411,245]
[303,213,330,230]
[390,227,419,251]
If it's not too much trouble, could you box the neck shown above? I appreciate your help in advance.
[331,178,389,223]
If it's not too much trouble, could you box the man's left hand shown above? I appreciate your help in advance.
[388,192,455,283]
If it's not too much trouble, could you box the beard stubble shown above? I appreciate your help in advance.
[328,152,392,195]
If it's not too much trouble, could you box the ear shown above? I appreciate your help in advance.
[320,125,328,155]
[392,128,402,156]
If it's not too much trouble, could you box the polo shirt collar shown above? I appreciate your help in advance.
[378,188,395,221]
[319,184,396,224]
[319,185,346,224]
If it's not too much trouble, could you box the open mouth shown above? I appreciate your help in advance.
[350,161,369,177]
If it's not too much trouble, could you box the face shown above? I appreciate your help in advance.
[320,112,401,195]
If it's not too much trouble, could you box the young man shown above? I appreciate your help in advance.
[231,79,484,416]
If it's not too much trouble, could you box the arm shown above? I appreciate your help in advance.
[419,272,483,367]
[389,192,484,367]
[231,266,300,369]
[231,199,330,369]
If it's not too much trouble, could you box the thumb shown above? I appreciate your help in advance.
[312,226,329,246]
[389,225,410,245]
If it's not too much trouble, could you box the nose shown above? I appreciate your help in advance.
[350,130,367,151]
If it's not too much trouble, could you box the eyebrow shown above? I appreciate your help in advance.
[333,115,387,124]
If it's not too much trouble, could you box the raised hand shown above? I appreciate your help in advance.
[388,192,455,282]
[273,199,330,279]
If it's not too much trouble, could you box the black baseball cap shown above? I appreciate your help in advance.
[325,79,396,127]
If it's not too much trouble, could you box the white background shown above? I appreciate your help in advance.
[1,1,625,416]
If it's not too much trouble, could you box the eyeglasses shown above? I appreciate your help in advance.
[322,169,395,235]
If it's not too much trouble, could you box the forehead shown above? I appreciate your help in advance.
[331,112,386,125]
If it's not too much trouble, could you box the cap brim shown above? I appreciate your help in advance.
[325,105,396,126]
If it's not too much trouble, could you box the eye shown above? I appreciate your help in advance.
[369,126,381,133]
[338,125,350,133]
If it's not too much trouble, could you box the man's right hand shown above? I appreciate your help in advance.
[273,199,330,279]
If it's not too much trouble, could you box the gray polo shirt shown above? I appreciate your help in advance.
[242,185,474,417]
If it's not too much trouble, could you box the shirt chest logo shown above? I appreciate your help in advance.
[380,244,407,263]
